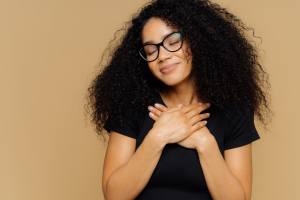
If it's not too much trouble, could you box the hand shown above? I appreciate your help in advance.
[148,102,211,150]
[148,104,204,145]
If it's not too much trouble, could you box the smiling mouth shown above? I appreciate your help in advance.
[160,63,179,74]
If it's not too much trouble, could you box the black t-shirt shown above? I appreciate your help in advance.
[103,93,260,200]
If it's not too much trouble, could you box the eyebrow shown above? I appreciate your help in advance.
[142,31,175,45]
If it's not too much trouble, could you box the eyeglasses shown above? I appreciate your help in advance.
[139,31,183,62]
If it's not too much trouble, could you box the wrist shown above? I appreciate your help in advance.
[146,127,167,151]
[195,133,217,156]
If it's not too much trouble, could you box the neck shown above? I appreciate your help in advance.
[160,78,202,108]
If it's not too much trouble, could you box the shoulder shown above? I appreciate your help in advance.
[221,103,254,124]
[104,109,142,139]
[219,103,260,150]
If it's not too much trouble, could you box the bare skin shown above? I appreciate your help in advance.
[149,102,211,149]
[102,103,209,200]
[148,103,253,200]
[103,17,254,200]
[143,17,253,200]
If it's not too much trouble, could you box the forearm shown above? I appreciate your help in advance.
[105,129,165,200]
[197,137,245,200]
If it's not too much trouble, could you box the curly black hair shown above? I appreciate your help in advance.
[85,0,272,140]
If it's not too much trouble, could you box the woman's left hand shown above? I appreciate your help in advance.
[148,103,213,151]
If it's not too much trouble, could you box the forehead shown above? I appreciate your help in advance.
[141,17,178,43]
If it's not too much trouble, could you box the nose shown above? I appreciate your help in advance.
[157,45,171,62]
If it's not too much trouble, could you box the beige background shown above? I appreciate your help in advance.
[1,0,299,199]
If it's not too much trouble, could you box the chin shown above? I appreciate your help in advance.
[159,75,189,87]
[162,79,182,86]
[152,67,192,87]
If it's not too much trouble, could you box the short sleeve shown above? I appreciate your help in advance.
[223,106,261,150]
[103,114,138,139]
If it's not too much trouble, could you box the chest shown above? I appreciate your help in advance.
[135,110,229,189]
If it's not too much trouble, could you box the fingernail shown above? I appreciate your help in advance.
[148,106,153,110]
[154,103,160,107]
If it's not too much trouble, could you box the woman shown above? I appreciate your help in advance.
[86,0,271,199]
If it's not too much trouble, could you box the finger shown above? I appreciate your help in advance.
[190,120,207,132]
[200,102,211,113]
[149,112,159,121]
[189,113,210,125]
[154,103,168,112]
[166,104,183,113]
[185,102,211,118]
[185,106,204,119]
[181,102,203,113]
[184,102,211,115]
[148,106,163,117]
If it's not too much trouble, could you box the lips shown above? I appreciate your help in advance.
[160,63,179,74]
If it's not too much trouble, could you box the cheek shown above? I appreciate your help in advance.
[178,62,192,77]
[146,48,193,79]
[176,49,193,72]
[183,51,192,64]
[180,41,193,62]
[147,58,192,78]
[147,63,157,75]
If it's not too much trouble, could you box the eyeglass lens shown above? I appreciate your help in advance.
[140,32,182,62]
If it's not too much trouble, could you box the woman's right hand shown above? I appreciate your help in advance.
[151,102,211,145]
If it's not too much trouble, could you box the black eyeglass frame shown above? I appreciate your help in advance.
[138,31,184,62]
